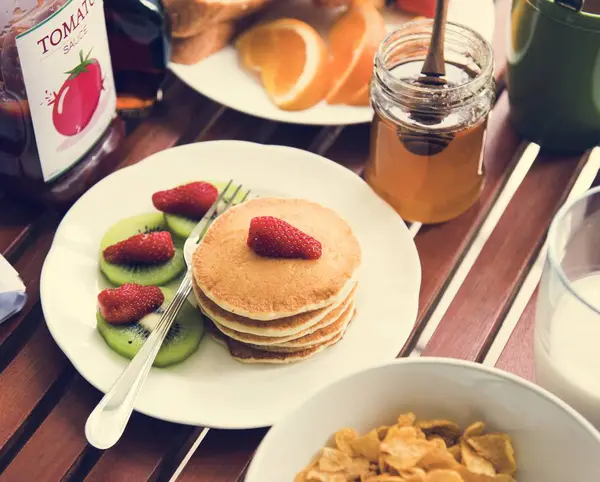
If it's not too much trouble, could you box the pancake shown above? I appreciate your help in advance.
[211,298,354,348]
[193,277,357,338]
[246,305,355,351]
[210,297,354,346]
[205,319,348,364]
[192,197,361,320]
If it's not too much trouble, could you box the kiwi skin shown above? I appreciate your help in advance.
[97,287,204,367]
[99,212,186,286]
[163,180,248,239]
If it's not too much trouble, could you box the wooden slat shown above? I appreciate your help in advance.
[307,126,346,156]
[495,291,537,381]
[175,429,267,482]
[84,415,193,482]
[0,218,58,347]
[0,197,42,260]
[422,151,584,361]
[196,109,279,144]
[264,124,321,150]
[0,323,69,466]
[114,80,211,170]
[1,376,100,482]
[403,94,520,348]
[178,104,228,146]
[324,125,370,175]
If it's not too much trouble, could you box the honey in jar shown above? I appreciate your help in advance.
[367,20,495,224]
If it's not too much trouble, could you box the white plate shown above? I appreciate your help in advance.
[169,0,495,126]
[246,358,600,481]
[40,141,421,428]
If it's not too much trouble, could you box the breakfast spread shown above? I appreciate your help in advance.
[295,412,517,481]
[96,181,361,366]
[191,197,362,363]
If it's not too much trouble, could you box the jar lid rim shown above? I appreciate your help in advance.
[374,20,494,101]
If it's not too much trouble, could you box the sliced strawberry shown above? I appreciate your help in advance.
[98,283,164,324]
[247,216,322,260]
[103,231,175,265]
[152,181,219,218]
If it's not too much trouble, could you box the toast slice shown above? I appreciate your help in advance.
[171,22,236,65]
[165,0,271,38]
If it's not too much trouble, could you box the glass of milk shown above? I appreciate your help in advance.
[535,186,600,428]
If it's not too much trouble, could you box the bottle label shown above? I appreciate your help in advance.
[16,0,116,182]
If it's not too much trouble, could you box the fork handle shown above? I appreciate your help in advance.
[85,275,194,450]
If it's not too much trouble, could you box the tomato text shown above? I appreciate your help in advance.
[37,0,96,55]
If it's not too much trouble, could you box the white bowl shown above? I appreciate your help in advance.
[245,358,600,481]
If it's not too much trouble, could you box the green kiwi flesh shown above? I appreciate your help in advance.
[164,214,197,239]
[99,212,185,286]
[164,180,247,239]
[97,288,204,367]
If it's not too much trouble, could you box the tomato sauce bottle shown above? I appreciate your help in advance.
[0,0,125,207]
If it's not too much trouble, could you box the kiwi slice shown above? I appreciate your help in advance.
[164,180,248,239]
[97,288,204,367]
[164,214,197,240]
[99,212,186,286]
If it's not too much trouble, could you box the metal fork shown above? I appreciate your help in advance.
[86,180,251,450]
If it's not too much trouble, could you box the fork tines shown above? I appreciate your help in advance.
[196,181,251,243]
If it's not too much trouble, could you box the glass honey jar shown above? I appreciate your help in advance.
[366,20,495,224]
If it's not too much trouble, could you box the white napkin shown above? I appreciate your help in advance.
[0,254,27,324]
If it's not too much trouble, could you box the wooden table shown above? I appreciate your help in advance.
[2,1,598,480]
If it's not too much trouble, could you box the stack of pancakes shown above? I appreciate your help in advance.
[191,197,361,364]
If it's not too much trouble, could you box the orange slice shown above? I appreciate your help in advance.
[347,83,370,106]
[236,23,275,73]
[325,1,386,105]
[235,19,330,111]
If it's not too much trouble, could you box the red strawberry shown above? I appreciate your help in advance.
[247,216,322,260]
[103,231,175,265]
[152,181,218,218]
[98,284,165,324]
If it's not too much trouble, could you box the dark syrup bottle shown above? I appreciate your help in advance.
[104,0,171,117]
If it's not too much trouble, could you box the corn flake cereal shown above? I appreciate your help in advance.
[336,428,360,456]
[295,414,517,482]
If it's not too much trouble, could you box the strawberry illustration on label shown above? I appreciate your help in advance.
[47,50,104,137]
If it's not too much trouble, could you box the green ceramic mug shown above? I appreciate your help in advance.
[507,0,600,152]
